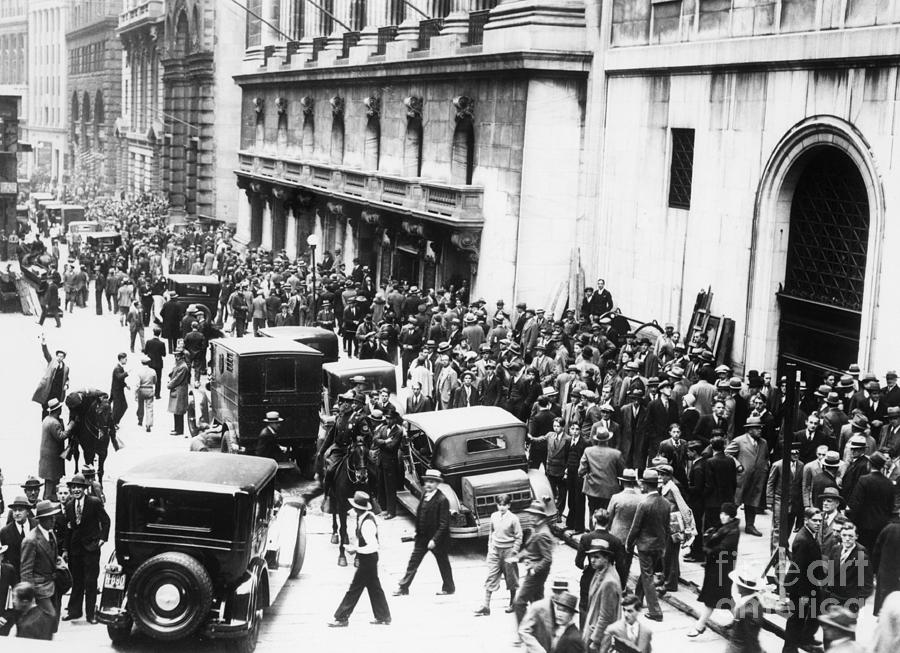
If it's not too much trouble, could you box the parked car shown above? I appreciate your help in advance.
[320,358,400,426]
[84,231,123,254]
[259,326,340,363]
[210,337,323,476]
[66,220,100,255]
[399,406,555,539]
[166,274,221,322]
[96,452,307,651]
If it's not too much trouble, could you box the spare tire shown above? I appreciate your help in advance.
[127,552,213,641]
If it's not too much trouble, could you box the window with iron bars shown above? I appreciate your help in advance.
[467,10,490,45]
[416,18,443,51]
[375,26,398,55]
[668,128,695,210]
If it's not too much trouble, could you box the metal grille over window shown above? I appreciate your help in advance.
[376,26,399,55]
[417,18,444,51]
[668,128,695,210]
[467,10,490,45]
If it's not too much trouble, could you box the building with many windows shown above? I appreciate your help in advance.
[26,0,67,186]
[117,0,245,224]
[67,0,123,193]
[0,0,27,182]
[233,0,589,301]
[582,0,900,379]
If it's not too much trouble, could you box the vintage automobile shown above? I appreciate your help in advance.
[210,337,323,476]
[84,231,123,254]
[66,220,100,255]
[320,358,400,423]
[259,326,340,363]
[399,406,555,539]
[96,452,307,652]
[166,274,220,322]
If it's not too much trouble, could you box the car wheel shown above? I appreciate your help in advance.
[107,620,132,647]
[230,597,262,653]
[127,552,214,641]
[289,516,308,579]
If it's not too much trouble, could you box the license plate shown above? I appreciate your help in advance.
[104,574,125,590]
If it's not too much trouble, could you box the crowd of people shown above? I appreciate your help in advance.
[4,191,900,652]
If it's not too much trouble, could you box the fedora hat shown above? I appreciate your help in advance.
[888,406,900,418]
[845,363,861,376]
[618,468,638,483]
[837,375,855,389]
[825,392,841,406]
[728,377,743,390]
[20,476,42,490]
[551,591,579,613]
[668,366,684,380]
[423,469,443,483]
[67,473,88,487]
[523,500,554,518]
[816,486,845,508]
[46,398,62,412]
[814,384,832,398]
[550,576,569,592]
[586,539,614,557]
[818,605,857,633]
[744,415,763,429]
[34,500,61,519]
[822,451,842,467]
[264,411,284,423]
[728,572,765,592]
[8,495,31,509]
[851,414,869,430]
[640,469,659,484]
[593,428,612,443]
[348,491,373,511]
[848,434,868,448]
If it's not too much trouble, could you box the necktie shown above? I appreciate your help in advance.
[76,500,82,525]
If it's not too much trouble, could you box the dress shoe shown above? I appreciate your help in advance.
[744,526,763,537]
[327,620,349,628]
[86,616,97,624]
[61,613,82,621]
[370,619,391,626]
[505,604,516,613]
[392,588,409,596]
[645,613,663,622]
[436,589,455,596]
[473,606,490,616]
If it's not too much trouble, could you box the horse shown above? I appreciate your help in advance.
[326,435,376,567]
[64,389,113,483]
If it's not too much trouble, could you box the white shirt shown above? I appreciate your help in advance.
[355,512,379,555]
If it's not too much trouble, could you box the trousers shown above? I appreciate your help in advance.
[136,395,154,429]
[513,567,549,624]
[333,553,391,623]
[483,545,519,593]
[398,539,455,593]
[634,549,663,617]
[565,472,585,531]
[67,549,100,619]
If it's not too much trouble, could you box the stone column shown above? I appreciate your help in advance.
[285,205,298,260]
[261,195,274,251]
[271,187,288,252]
[261,0,279,44]
[326,0,351,50]
[359,0,387,45]
[441,0,470,35]
[396,0,428,42]
[237,187,253,244]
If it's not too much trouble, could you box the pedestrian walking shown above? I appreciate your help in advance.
[601,594,653,653]
[167,350,190,436]
[846,451,893,550]
[581,538,622,651]
[19,500,63,632]
[872,515,900,615]
[473,493,522,616]
[725,573,766,653]
[37,273,61,328]
[517,577,570,652]
[688,501,740,637]
[135,356,157,432]
[37,399,66,501]
[783,507,826,653]
[767,445,804,552]
[732,415,769,537]
[126,300,145,352]
[109,352,129,428]
[511,500,556,625]
[626,468,670,622]
[579,427,625,514]
[0,582,56,639]
[327,491,391,627]
[575,509,625,624]
[393,469,455,597]
[143,327,166,399]
[61,474,109,624]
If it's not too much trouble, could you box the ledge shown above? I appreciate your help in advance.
[235,151,484,227]
[234,49,591,85]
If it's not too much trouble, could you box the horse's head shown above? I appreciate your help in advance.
[347,435,368,484]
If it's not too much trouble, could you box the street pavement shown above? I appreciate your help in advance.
[0,292,840,652]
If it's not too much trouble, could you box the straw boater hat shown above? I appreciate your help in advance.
[46,398,62,413]
[264,411,284,423]
[423,469,443,483]
[728,572,766,593]
[551,592,578,613]
[618,468,638,483]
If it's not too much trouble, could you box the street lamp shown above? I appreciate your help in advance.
[307,233,320,320]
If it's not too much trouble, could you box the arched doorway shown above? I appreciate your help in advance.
[776,147,869,381]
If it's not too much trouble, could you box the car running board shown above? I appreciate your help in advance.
[396,489,419,514]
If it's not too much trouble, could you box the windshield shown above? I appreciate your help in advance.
[177,282,218,296]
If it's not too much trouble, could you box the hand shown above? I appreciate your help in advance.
[427,540,435,551]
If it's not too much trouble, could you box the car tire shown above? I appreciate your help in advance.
[289,516,307,579]
[128,552,214,641]
[107,620,132,647]
[229,585,262,653]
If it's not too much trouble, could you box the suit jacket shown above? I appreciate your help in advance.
[703,453,738,509]
[167,359,190,414]
[767,459,803,510]
[546,432,571,477]
[693,414,728,443]
[590,420,621,450]
[450,384,481,409]
[819,510,845,551]
[608,489,643,544]
[414,489,450,547]
[435,367,458,409]
[861,398,888,441]
[825,542,874,602]
[732,433,769,507]
[794,428,834,465]
[619,401,649,469]
[583,564,622,647]
[658,437,689,486]
[405,393,433,414]
[65,495,111,554]
[786,526,825,600]
[552,622,585,653]
[579,445,625,499]
[841,455,870,502]
[478,373,505,407]
[847,471,894,532]
[600,617,653,653]
[626,492,671,552]
[679,407,701,442]
[518,597,555,653]
[31,344,69,405]
[38,414,66,481]
[20,527,57,600]
[0,520,34,574]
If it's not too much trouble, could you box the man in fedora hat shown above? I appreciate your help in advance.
[62,474,109,624]
[548,591,581,653]
[607,469,642,583]
[880,405,900,457]
[626,469,670,622]
[254,411,287,462]
[732,416,769,537]
[511,500,556,625]
[822,521,873,616]
[20,500,63,631]
[816,486,846,551]
[32,334,68,419]
[1,495,35,585]
[846,451,893,551]
[582,537,622,650]
[38,399,66,501]
[784,507,826,653]
[394,469,455,597]
[579,428,625,514]
[328,491,391,628]
[767,444,804,551]
[167,348,190,436]
[575,510,626,627]
[841,435,871,502]
[818,604,864,652]
[517,576,570,651]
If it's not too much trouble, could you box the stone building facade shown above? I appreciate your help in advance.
[67,0,122,193]
[117,0,244,224]
[0,0,27,182]
[26,0,68,185]
[233,0,589,300]
[581,0,900,380]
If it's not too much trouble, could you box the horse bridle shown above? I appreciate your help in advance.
[345,436,368,485]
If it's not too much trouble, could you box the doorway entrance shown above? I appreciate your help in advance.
[393,248,421,287]
[776,146,869,383]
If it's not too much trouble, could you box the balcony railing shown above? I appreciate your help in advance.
[237,151,484,225]
[467,10,490,46]
[118,0,164,32]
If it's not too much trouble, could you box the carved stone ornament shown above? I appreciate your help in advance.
[330,96,345,117]
[452,95,475,123]
[272,186,287,200]
[275,97,287,115]
[326,201,344,216]
[401,219,425,239]
[253,97,264,115]
[450,229,481,261]
[364,95,381,119]
[300,96,315,117]
[404,96,423,120]
[361,210,382,226]
[249,181,266,195]
[149,25,159,42]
